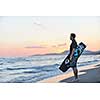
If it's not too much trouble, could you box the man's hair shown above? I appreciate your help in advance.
[71,33,76,38]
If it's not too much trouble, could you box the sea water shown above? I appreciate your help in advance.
[0,54,100,83]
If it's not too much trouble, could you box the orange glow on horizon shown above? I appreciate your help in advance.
[0,40,100,57]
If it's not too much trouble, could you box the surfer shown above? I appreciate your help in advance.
[59,33,86,82]
[68,33,79,81]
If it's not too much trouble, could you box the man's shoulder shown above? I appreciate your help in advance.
[72,40,77,44]
[72,40,77,48]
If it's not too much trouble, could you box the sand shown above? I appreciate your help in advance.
[38,63,100,83]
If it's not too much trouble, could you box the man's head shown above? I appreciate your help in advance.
[70,33,76,40]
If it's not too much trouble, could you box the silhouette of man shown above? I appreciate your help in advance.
[67,33,78,81]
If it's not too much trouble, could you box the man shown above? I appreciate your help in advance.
[67,33,78,81]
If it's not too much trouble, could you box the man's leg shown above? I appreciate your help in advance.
[72,67,78,79]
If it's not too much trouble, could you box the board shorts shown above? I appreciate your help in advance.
[67,54,77,68]
[69,57,77,68]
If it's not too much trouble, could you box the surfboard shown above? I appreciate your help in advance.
[59,42,86,72]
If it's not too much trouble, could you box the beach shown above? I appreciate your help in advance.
[39,63,100,83]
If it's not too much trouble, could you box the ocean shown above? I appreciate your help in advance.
[0,54,100,83]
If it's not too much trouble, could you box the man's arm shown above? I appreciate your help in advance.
[70,48,75,60]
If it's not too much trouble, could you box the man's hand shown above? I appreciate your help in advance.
[70,56,72,61]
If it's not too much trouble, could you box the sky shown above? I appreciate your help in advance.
[0,16,100,57]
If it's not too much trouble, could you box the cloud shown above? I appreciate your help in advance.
[52,43,66,48]
[57,43,66,47]
[25,45,46,49]
[52,45,57,48]
[33,21,45,29]
[33,22,42,26]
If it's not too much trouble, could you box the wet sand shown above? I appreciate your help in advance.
[38,63,100,83]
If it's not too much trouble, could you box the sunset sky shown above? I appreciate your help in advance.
[0,16,100,57]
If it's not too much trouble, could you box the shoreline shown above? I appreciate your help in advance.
[38,63,100,83]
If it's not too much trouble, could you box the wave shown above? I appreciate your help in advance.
[6,63,59,71]
[0,55,100,83]
[78,59,100,67]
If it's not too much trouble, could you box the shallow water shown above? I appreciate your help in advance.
[0,54,100,83]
